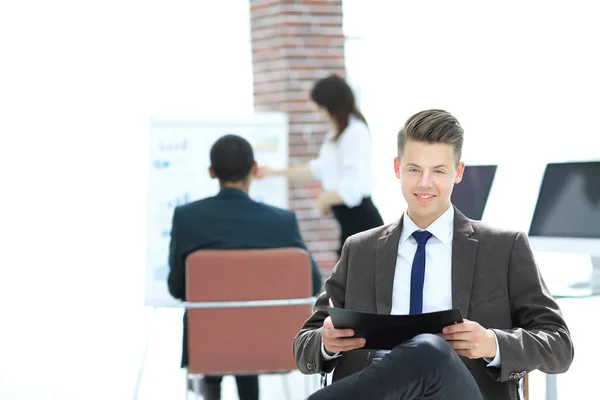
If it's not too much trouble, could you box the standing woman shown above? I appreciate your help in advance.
[256,74,384,255]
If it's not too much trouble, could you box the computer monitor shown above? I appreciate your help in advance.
[451,165,497,220]
[527,161,600,296]
[528,161,600,254]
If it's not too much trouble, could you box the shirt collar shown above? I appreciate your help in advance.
[400,205,454,246]
[216,187,250,199]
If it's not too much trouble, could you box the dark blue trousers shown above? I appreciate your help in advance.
[308,334,483,400]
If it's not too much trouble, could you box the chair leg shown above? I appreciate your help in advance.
[523,374,529,400]
[320,373,328,389]
[282,373,292,400]
[192,376,201,400]
[304,373,310,397]
[185,371,189,400]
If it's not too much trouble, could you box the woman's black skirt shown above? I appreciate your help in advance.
[331,197,384,256]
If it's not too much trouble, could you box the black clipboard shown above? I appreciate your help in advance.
[327,307,463,350]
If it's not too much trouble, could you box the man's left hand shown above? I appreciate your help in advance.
[438,319,497,359]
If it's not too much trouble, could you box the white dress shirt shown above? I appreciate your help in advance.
[309,115,374,208]
[322,206,501,367]
[392,207,454,314]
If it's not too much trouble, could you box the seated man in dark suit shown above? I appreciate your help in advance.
[167,134,322,400]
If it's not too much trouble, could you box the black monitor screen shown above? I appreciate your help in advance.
[451,165,497,220]
[529,162,600,238]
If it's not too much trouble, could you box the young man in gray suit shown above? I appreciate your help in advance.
[293,109,574,400]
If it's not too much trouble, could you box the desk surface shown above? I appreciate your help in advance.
[543,265,600,299]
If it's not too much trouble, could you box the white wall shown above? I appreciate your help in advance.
[347,0,600,226]
[0,1,253,399]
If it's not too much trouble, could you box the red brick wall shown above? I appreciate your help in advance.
[249,0,346,275]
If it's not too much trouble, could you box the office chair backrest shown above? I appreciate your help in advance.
[185,248,314,375]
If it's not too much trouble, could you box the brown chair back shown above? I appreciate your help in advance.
[185,248,314,375]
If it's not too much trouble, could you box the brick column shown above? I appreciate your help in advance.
[249,0,346,274]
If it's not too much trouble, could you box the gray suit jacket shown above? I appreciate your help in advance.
[293,208,574,400]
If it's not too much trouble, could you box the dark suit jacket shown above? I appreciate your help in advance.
[168,187,322,367]
[293,207,574,400]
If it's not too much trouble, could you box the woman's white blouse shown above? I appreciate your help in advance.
[309,115,374,208]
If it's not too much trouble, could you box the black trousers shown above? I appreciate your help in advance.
[331,197,384,256]
[196,374,258,400]
[308,334,483,400]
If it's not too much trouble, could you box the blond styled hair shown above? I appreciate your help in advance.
[397,109,464,165]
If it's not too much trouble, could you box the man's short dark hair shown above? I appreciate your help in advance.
[210,134,255,182]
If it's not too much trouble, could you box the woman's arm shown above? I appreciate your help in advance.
[316,191,345,213]
[255,163,313,179]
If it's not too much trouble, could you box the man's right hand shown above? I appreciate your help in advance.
[320,316,366,355]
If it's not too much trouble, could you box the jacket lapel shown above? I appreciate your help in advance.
[451,207,478,318]
[375,218,403,314]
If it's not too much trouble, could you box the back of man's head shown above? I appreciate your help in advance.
[210,134,255,183]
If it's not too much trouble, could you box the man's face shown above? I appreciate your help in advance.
[394,140,464,228]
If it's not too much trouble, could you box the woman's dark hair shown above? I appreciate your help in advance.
[310,74,368,141]
[210,134,254,183]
